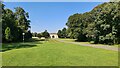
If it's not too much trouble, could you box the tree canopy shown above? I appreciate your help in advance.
[57,28,67,38]
[41,30,50,38]
[2,3,32,42]
[65,2,120,44]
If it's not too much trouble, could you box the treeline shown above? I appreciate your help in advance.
[32,30,50,38]
[59,2,120,45]
[1,3,32,42]
[57,28,68,38]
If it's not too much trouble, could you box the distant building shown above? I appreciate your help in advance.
[41,37,45,39]
[50,33,58,39]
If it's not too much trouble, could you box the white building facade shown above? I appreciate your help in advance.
[50,33,58,39]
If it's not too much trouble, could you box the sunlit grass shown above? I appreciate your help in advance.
[59,38,120,48]
[1,39,118,66]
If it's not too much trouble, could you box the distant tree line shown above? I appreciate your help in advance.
[59,2,120,45]
[32,30,50,38]
[57,28,68,38]
[1,3,32,42]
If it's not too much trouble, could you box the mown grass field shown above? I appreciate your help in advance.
[0,39,118,66]
[60,38,120,48]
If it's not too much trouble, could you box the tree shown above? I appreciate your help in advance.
[37,33,42,38]
[2,3,32,42]
[14,7,31,32]
[90,2,120,44]
[62,28,67,38]
[41,30,50,38]
[65,2,120,44]
[32,32,37,37]
[66,13,87,41]
[2,8,16,42]
[57,30,62,38]
[25,30,32,40]
[5,27,12,42]
[57,28,68,38]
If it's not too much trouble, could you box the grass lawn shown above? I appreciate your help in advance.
[114,44,120,48]
[59,38,120,48]
[0,39,118,66]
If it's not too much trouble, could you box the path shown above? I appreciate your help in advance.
[56,39,119,52]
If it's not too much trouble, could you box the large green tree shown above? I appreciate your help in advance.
[2,3,32,42]
[66,13,87,41]
[66,2,120,44]
[14,7,31,32]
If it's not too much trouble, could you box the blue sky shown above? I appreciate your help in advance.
[4,2,103,33]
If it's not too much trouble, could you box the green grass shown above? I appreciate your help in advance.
[59,38,76,42]
[0,39,118,66]
[59,38,120,48]
[114,44,120,48]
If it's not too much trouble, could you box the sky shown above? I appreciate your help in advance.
[4,0,110,2]
[4,2,103,33]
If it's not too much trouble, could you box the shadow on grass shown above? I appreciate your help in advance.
[0,38,47,52]
[1,43,39,52]
[25,38,46,42]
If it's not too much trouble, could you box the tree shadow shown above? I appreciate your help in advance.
[1,43,38,52]
[75,39,88,42]
[0,38,45,52]
[25,38,45,42]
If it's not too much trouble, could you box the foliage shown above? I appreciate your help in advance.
[66,2,120,44]
[5,27,12,42]
[57,28,68,38]
[32,30,50,39]
[57,30,62,38]
[32,32,37,37]
[2,3,32,42]
[41,30,50,38]
[25,30,32,40]
[66,13,87,41]
[37,33,42,38]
